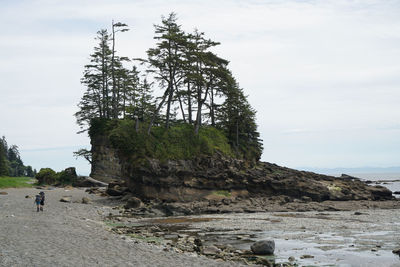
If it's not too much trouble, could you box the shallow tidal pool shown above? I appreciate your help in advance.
[133,209,400,266]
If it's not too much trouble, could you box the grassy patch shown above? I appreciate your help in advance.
[213,190,232,197]
[327,184,342,192]
[92,118,234,162]
[0,177,36,188]
[128,234,163,244]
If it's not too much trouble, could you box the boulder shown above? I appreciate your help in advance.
[82,197,92,204]
[124,197,142,209]
[106,182,129,196]
[60,196,72,202]
[393,248,400,255]
[202,245,221,255]
[107,186,123,196]
[250,240,275,255]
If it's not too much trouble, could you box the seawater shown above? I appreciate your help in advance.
[328,172,400,197]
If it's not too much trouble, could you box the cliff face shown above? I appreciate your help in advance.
[90,135,123,183]
[91,135,394,202]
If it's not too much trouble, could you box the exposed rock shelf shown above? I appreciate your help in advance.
[91,136,394,203]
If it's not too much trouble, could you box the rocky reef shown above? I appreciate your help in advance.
[90,135,393,203]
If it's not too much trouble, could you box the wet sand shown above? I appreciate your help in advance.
[0,188,240,267]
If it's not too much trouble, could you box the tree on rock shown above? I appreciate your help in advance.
[217,78,263,161]
[145,12,187,132]
[76,29,113,131]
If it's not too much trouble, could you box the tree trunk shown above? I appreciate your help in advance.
[165,83,173,129]
[111,21,116,118]
[194,85,210,135]
[174,78,186,123]
[187,83,192,124]
[210,86,215,126]
[147,91,169,135]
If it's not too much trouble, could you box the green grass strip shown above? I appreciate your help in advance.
[0,177,36,188]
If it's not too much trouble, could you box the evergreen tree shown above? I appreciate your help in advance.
[26,165,34,177]
[75,29,112,131]
[75,14,263,162]
[217,79,263,161]
[0,137,32,176]
[110,21,129,119]
[179,29,229,134]
[137,78,155,122]
[145,13,187,132]
[123,65,141,118]
[0,137,9,176]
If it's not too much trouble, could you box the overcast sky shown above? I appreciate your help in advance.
[1,0,399,175]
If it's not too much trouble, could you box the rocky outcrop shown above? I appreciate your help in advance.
[91,135,123,182]
[91,137,394,203]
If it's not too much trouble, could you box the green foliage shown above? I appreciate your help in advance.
[56,168,78,185]
[0,136,33,177]
[0,177,35,188]
[216,80,263,162]
[35,168,57,185]
[78,14,263,162]
[92,119,233,162]
[35,167,78,185]
[73,149,92,164]
[213,190,231,197]
[89,118,118,137]
[0,139,9,176]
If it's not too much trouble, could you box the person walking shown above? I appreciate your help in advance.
[39,191,45,211]
[34,194,41,212]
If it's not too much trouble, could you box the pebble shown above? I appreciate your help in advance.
[300,255,314,259]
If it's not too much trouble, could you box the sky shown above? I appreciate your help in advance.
[1,0,399,175]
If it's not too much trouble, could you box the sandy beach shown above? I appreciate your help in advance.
[0,188,240,267]
[2,187,400,267]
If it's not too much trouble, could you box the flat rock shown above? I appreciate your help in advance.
[202,245,221,255]
[300,254,314,259]
[0,192,8,195]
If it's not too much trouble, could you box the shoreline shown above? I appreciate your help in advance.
[0,187,240,267]
[1,187,400,266]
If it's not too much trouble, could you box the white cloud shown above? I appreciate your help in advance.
[1,0,400,173]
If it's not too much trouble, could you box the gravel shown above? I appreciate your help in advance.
[0,188,241,267]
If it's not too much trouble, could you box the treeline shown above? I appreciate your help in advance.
[76,13,263,160]
[0,136,35,177]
